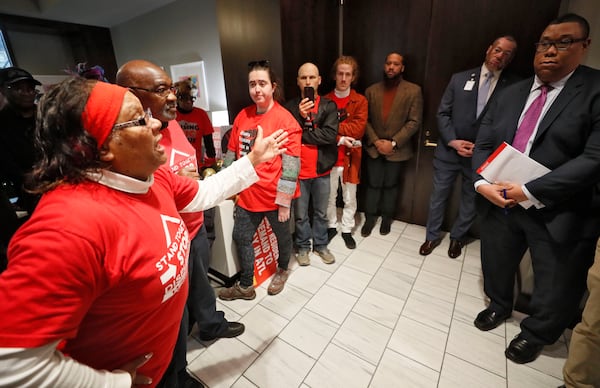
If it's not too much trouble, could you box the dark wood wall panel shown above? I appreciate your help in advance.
[343,0,432,93]
[279,0,339,98]
[216,0,284,124]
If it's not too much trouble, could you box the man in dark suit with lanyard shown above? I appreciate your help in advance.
[472,13,600,365]
[420,36,519,258]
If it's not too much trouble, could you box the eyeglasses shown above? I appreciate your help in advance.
[534,37,588,52]
[248,60,270,69]
[113,108,153,131]
[128,85,178,97]
[177,95,196,102]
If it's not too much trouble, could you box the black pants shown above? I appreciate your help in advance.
[480,205,595,344]
[364,156,404,218]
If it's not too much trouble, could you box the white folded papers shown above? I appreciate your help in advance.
[476,142,550,208]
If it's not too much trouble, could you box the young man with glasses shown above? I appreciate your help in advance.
[116,60,244,388]
[472,13,599,366]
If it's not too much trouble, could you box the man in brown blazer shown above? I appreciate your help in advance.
[362,52,423,236]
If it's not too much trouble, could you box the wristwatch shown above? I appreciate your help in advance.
[391,140,397,150]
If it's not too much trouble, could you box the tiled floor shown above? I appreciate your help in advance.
[186,216,568,387]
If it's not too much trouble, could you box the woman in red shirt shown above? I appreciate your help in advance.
[218,61,302,300]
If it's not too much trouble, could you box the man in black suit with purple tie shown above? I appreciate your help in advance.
[419,35,519,259]
[472,13,600,365]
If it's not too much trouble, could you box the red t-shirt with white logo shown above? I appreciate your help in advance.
[228,102,302,212]
[0,167,198,386]
[161,120,203,238]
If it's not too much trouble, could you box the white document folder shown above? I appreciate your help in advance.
[476,142,551,208]
[476,142,550,184]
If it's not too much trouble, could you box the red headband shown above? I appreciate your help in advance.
[81,81,128,148]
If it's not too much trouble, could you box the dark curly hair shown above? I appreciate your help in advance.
[27,77,111,194]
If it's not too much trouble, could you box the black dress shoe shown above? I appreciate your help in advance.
[341,232,356,249]
[474,308,511,331]
[448,239,464,259]
[505,335,544,364]
[327,228,338,242]
[199,321,245,341]
[419,240,440,255]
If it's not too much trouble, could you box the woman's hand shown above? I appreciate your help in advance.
[247,125,289,166]
[115,352,153,386]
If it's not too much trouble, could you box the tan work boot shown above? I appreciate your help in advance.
[267,267,290,295]
[218,282,256,301]
[314,248,335,264]
[296,250,310,266]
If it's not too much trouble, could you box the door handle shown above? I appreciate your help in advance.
[424,130,437,147]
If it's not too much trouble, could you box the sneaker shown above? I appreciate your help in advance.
[380,217,392,235]
[341,232,356,249]
[327,227,338,242]
[267,267,290,295]
[361,217,376,237]
[314,248,335,264]
[218,282,256,301]
[296,250,310,266]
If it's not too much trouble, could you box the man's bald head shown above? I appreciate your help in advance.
[297,62,321,95]
[116,60,177,122]
[298,62,319,77]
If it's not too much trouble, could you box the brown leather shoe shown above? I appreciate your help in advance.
[218,282,256,301]
[419,240,440,256]
[267,267,290,295]
[448,239,464,259]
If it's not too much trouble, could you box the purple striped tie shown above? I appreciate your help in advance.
[513,85,550,152]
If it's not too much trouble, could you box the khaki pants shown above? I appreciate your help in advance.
[564,240,600,387]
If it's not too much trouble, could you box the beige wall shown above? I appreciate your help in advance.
[110,0,227,112]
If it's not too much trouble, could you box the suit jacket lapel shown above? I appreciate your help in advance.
[534,67,584,143]
[372,83,385,129]
[470,69,481,114]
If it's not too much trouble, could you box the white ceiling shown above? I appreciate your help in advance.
[0,0,176,28]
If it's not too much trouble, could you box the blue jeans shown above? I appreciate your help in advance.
[233,206,292,288]
[294,175,331,251]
